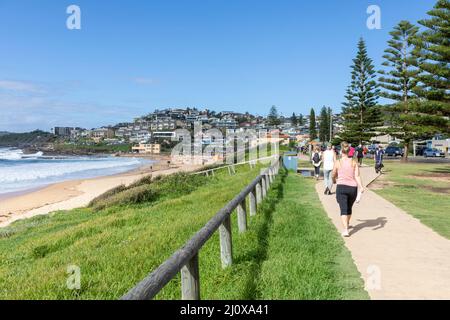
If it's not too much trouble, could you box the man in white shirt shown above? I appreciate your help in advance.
[322,143,336,195]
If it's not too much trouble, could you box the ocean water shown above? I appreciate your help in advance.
[0,148,151,195]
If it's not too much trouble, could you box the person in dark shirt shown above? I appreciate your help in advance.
[356,144,364,166]
[374,145,385,174]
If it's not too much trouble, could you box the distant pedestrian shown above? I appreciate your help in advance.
[348,145,356,158]
[332,142,365,237]
[322,143,336,195]
[311,146,322,180]
[374,145,385,174]
[356,144,364,166]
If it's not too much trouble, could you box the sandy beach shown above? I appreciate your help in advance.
[0,156,202,228]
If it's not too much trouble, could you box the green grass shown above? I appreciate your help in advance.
[254,174,368,299]
[0,164,367,300]
[0,165,262,299]
[373,162,450,239]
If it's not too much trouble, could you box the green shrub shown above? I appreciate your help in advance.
[88,184,128,207]
[91,185,157,211]
[90,172,208,211]
[127,175,153,189]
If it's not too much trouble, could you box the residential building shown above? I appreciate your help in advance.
[52,127,73,137]
[152,131,177,139]
[129,130,152,143]
[132,143,161,154]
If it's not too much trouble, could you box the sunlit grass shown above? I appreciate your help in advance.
[0,164,367,300]
[373,162,450,239]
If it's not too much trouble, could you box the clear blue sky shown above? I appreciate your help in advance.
[0,0,436,132]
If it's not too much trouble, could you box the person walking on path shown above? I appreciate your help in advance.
[356,144,365,166]
[348,144,356,158]
[322,143,336,195]
[332,142,364,237]
[311,146,322,180]
[374,145,385,174]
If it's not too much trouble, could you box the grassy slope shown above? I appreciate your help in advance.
[373,162,450,239]
[0,165,261,299]
[158,172,367,300]
[0,165,367,300]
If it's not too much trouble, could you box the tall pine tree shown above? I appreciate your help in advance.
[408,0,450,135]
[298,114,304,126]
[379,21,420,102]
[267,105,281,127]
[309,108,317,140]
[341,38,382,145]
[328,107,333,140]
[379,20,420,160]
[291,112,298,127]
[319,106,330,142]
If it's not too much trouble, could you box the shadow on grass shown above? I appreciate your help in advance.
[427,167,450,174]
[235,169,288,300]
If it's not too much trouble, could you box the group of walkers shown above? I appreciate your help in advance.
[311,143,385,178]
[309,142,383,237]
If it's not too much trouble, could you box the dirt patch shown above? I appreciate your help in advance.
[422,186,450,195]
[410,172,450,183]
[370,178,449,195]
[369,177,395,190]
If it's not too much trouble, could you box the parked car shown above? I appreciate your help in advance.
[385,146,404,157]
[415,146,426,156]
[423,148,445,158]
[368,145,377,154]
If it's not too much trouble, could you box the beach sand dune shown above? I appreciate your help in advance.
[0,161,202,228]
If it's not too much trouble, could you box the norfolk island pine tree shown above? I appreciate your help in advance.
[341,38,382,145]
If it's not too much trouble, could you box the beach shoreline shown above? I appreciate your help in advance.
[0,154,201,228]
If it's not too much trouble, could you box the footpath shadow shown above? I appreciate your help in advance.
[350,217,388,236]
[235,169,287,299]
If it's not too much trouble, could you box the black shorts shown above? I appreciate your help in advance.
[336,184,358,216]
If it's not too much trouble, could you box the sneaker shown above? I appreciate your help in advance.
[342,230,350,237]
[324,187,329,195]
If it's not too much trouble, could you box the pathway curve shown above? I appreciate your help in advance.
[315,166,450,299]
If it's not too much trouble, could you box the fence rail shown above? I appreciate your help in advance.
[121,156,282,300]
[193,155,278,177]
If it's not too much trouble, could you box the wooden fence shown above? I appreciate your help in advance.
[193,155,278,177]
[121,156,282,300]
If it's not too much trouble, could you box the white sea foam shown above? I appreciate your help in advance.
[0,158,141,183]
[0,148,148,194]
[0,148,44,160]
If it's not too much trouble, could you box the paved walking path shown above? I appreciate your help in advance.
[315,166,450,300]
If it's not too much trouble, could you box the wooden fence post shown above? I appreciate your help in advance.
[256,181,262,204]
[237,199,247,233]
[219,216,232,268]
[249,188,257,216]
[261,177,267,198]
[181,253,200,300]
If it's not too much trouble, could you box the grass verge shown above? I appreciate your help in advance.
[0,165,367,299]
[371,162,450,239]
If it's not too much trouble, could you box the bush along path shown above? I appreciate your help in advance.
[316,166,450,299]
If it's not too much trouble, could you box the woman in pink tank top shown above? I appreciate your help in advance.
[332,142,364,237]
